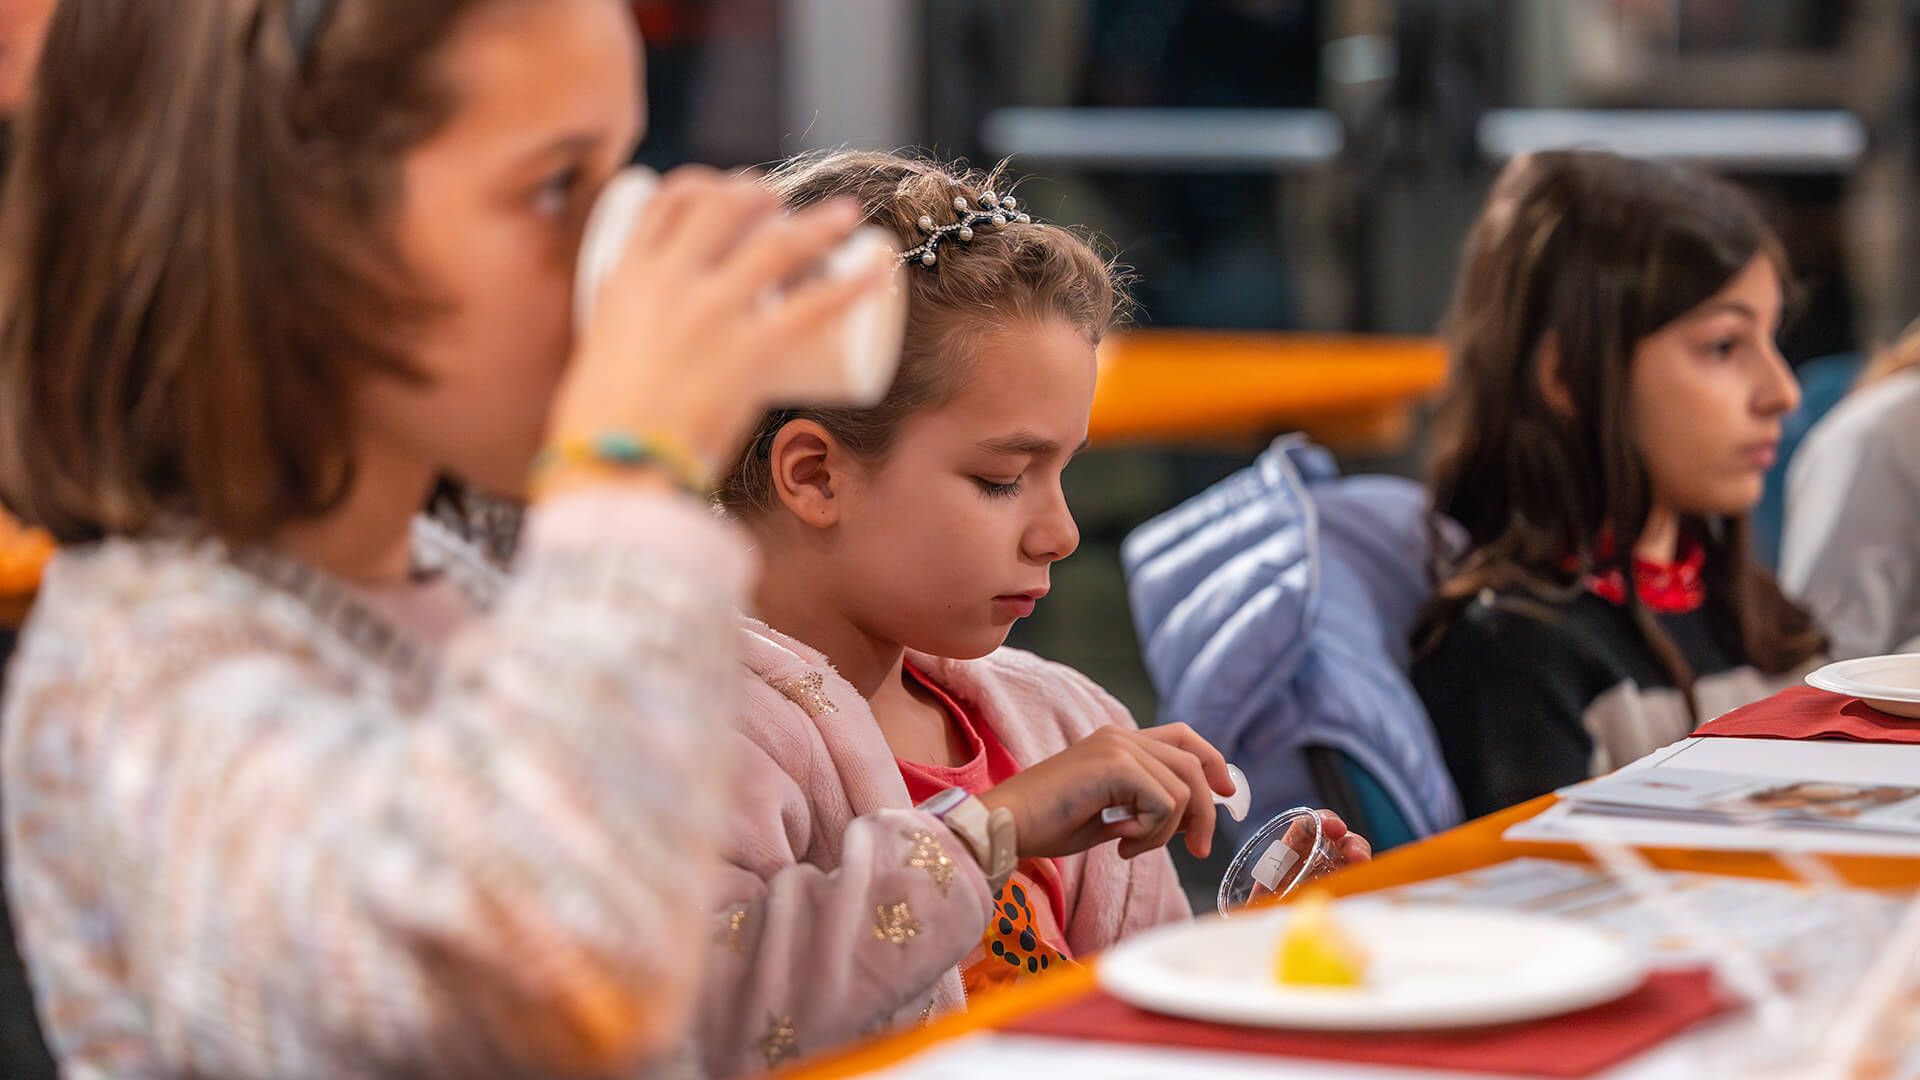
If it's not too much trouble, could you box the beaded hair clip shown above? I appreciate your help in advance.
[899,189,1033,269]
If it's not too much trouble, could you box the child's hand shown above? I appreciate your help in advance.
[1316,810,1373,867]
[977,724,1236,861]
[550,168,889,477]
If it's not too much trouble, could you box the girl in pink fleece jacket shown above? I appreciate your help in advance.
[696,150,1371,1076]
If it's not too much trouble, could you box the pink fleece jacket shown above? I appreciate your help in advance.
[695,617,1190,1076]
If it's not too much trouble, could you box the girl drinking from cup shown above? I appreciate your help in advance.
[0,0,885,1074]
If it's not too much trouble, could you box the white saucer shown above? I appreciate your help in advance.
[1805,655,1920,719]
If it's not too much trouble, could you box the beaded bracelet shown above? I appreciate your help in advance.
[530,431,713,498]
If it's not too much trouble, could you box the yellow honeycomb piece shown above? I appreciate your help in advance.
[1274,891,1368,989]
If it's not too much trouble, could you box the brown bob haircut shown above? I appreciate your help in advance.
[1418,150,1825,693]
[0,0,490,545]
[717,149,1125,516]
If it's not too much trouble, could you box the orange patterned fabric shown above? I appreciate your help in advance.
[962,870,1075,999]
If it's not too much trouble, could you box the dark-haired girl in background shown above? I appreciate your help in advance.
[1414,151,1828,819]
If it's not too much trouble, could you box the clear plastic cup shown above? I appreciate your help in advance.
[1217,807,1339,917]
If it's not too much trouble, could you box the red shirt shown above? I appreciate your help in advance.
[894,663,1074,993]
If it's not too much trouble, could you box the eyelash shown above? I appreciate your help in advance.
[974,477,1023,499]
[535,166,584,218]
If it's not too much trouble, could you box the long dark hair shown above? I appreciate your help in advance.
[1417,151,1825,696]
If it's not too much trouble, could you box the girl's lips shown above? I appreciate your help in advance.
[993,590,1047,618]
[1742,442,1779,470]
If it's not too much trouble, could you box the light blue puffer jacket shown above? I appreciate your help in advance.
[1122,436,1463,842]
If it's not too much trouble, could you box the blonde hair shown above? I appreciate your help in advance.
[717,149,1126,515]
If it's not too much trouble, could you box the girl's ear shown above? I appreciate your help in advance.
[1535,332,1577,419]
[768,420,848,529]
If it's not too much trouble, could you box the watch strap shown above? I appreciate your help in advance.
[917,787,1017,893]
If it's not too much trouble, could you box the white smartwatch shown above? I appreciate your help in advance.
[917,787,1018,893]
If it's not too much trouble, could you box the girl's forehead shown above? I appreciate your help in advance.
[1665,256,1782,332]
[950,327,1095,407]
[914,323,1097,447]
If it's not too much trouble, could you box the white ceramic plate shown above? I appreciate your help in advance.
[1805,654,1920,719]
[1097,903,1646,1031]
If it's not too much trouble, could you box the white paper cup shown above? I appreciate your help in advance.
[575,167,907,407]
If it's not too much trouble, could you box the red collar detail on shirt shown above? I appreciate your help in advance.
[1579,532,1707,614]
